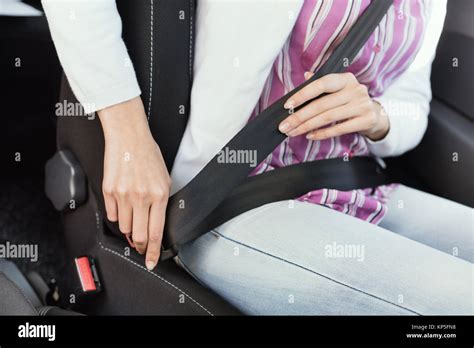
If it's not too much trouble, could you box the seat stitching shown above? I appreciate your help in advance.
[147,0,154,120]
[189,0,194,79]
[98,242,213,316]
[211,230,422,315]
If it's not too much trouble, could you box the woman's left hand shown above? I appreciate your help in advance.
[279,72,390,141]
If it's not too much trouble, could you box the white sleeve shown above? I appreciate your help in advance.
[41,0,141,114]
[365,0,447,158]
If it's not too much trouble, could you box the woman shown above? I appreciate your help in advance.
[42,0,473,315]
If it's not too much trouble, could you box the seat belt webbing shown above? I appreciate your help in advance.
[186,157,392,245]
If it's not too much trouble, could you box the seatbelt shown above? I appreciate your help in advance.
[184,157,391,245]
[161,0,394,259]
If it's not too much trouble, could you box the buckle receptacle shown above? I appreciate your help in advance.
[160,246,178,261]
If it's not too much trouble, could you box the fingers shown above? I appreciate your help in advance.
[306,116,370,141]
[99,104,172,271]
[132,200,150,254]
[103,187,118,222]
[145,202,166,270]
[102,185,167,270]
[304,71,314,80]
[279,72,359,134]
[283,72,357,110]
[280,88,357,135]
[116,196,133,235]
[286,102,361,138]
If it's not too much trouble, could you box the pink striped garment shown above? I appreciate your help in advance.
[248,0,429,224]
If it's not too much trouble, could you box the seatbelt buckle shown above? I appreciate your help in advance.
[159,246,178,262]
[125,232,177,261]
[74,256,101,294]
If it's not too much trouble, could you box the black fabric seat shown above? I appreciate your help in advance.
[51,0,241,315]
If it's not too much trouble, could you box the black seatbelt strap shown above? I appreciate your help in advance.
[161,0,394,259]
[180,157,391,247]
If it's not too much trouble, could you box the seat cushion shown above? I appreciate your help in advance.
[0,272,38,315]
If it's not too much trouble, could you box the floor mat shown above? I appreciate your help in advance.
[0,178,66,283]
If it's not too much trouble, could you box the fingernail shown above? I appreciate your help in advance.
[304,71,311,79]
[306,133,314,140]
[125,233,135,248]
[279,122,290,132]
[284,100,294,109]
[146,260,157,270]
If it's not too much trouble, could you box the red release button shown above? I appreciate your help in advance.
[75,257,97,292]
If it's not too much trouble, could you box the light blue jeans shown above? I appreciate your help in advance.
[176,185,474,315]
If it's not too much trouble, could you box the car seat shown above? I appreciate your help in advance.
[45,0,241,315]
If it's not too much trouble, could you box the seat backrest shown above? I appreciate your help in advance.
[397,0,474,207]
[116,0,195,170]
[431,0,474,121]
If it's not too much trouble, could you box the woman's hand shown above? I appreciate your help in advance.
[279,72,389,141]
[98,97,171,270]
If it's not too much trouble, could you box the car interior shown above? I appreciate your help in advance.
[0,0,472,316]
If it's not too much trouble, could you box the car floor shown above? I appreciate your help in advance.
[1,11,64,284]
[0,177,66,283]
